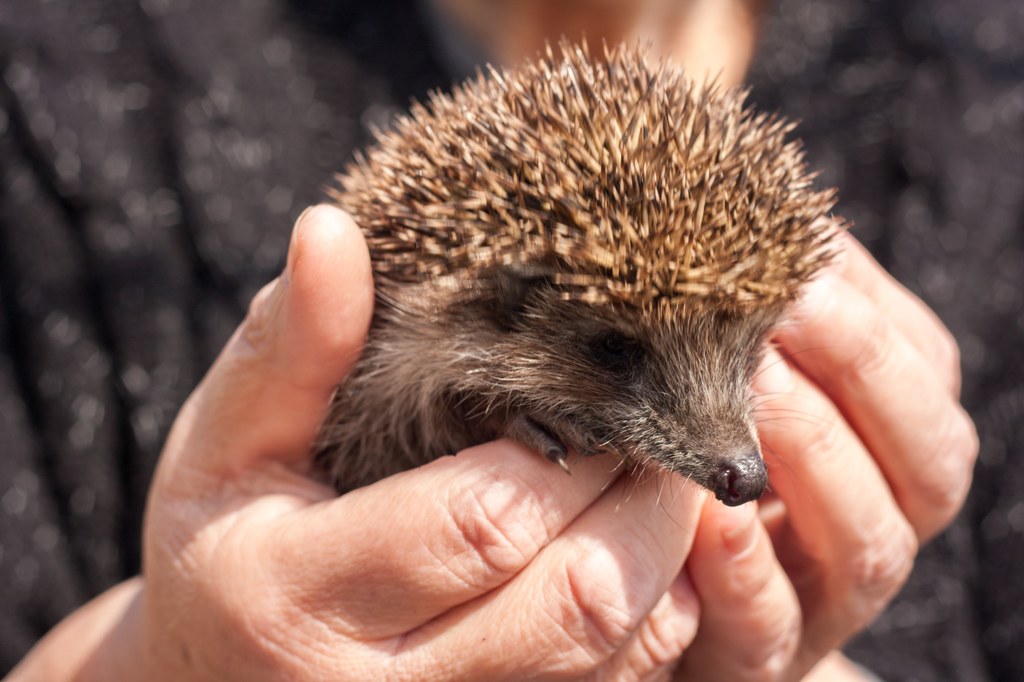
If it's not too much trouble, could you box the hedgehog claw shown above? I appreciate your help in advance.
[505,414,571,474]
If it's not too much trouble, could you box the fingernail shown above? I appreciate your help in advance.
[295,204,318,226]
[720,501,759,556]
[286,205,324,279]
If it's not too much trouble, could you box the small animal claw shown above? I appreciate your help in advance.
[553,452,572,475]
[506,414,572,474]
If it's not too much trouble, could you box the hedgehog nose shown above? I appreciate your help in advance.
[713,454,767,506]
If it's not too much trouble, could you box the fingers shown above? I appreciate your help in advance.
[674,499,801,681]
[674,240,978,679]
[753,349,918,661]
[602,572,701,682]
[833,231,962,397]
[171,205,375,478]
[775,270,978,540]
[403,472,705,679]
[268,440,625,639]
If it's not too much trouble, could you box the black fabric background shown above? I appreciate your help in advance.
[0,1,1021,678]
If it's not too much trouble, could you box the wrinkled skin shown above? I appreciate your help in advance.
[11,207,978,682]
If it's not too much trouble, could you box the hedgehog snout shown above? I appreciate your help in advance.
[712,453,767,506]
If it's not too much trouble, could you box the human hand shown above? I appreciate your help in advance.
[10,210,975,682]
[673,229,979,680]
[12,205,727,681]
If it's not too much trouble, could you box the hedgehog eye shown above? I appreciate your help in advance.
[590,331,643,372]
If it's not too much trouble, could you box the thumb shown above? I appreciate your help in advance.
[176,205,374,478]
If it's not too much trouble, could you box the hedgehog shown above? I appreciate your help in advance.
[314,42,838,506]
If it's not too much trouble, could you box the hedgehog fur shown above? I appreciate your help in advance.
[316,42,840,504]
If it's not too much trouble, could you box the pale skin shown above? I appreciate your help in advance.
[9,206,977,681]
[9,2,979,680]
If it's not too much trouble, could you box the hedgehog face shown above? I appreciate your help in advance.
[465,282,776,505]
[316,43,840,500]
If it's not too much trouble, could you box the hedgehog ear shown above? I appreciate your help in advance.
[487,265,554,330]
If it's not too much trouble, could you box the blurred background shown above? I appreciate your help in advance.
[0,0,1021,678]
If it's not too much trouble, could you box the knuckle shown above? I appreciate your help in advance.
[795,405,845,462]
[840,311,894,392]
[736,627,800,680]
[239,280,280,354]
[550,558,638,673]
[610,633,680,681]
[632,626,684,673]
[721,544,777,599]
[914,406,979,528]
[439,470,548,586]
[844,516,917,620]
[723,584,802,678]
[944,404,981,467]
[628,608,694,673]
[935,328,962,393]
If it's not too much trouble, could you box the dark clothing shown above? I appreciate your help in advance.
[0,1,1020,678]
[750,2,1024,680]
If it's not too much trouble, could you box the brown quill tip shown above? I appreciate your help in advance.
[330,40,842,318]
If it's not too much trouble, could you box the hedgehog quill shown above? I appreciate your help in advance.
[314,43,838,506]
